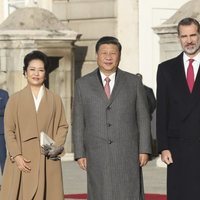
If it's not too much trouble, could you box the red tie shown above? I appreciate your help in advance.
[104,77,111,98]
[187,59,194,93]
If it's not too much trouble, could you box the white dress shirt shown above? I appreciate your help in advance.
[183,52,200,80]
[100,71,116,94]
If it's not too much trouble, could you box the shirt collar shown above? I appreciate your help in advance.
[100,71,116,81]
[183,52,200,63]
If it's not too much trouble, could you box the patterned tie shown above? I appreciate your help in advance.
[187,59,194,93]
[104,77,111,98]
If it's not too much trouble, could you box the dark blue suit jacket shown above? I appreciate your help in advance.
[156,52,200,199]
[0,89,9,135]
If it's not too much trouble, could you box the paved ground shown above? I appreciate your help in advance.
[62,157,167,195]
[0,157,167,196]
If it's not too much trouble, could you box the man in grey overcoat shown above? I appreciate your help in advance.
[72,36,152,200]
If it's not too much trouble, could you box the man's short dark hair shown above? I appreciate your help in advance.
[177,17,200,35]
[23,50,49,76]
[95,36,122,53]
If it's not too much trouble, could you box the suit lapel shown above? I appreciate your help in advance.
[109,69,125,104]
[89,69,108,101]
[174,53,200,120]
[182,64,200,119]
[174,53,191,102]
[191,64,200,96]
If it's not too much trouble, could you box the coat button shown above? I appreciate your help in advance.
[108,140,113,144]
[107,106,111,110]
[107,123,112,127]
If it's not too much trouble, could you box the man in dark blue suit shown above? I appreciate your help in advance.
[0,89,9,174]
[157,17,200,200]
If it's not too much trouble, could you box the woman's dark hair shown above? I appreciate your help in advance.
[177,17,200,35]
[95,36,122,53]
[23,50,49,76]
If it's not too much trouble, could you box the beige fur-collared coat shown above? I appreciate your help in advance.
[0,85,68,200]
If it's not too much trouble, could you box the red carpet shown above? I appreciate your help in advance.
[64,193,167,200]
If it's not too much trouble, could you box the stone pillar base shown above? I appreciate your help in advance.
[61,153,74,161]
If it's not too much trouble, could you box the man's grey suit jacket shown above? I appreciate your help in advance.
[72,68,151,200]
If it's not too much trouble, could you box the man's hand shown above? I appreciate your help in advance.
[161,150,173,165]
[139,153,149,167]
[77,158,87,170]
[14,155,31,173]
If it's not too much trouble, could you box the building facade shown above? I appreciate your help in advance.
[0,0,191,156]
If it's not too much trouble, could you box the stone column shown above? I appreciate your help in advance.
[117,0,139,73]
[0,40,37,92]
[42,44,75,154]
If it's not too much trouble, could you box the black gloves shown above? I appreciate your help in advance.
[42,144,64,160]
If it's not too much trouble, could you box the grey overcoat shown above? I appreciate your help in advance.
[72,69,151,200]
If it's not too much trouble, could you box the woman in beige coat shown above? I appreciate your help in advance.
[0,51,68,200]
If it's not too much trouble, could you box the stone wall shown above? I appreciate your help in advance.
[52,0,117,77]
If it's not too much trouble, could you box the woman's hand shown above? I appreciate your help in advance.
[14,155,31,173]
